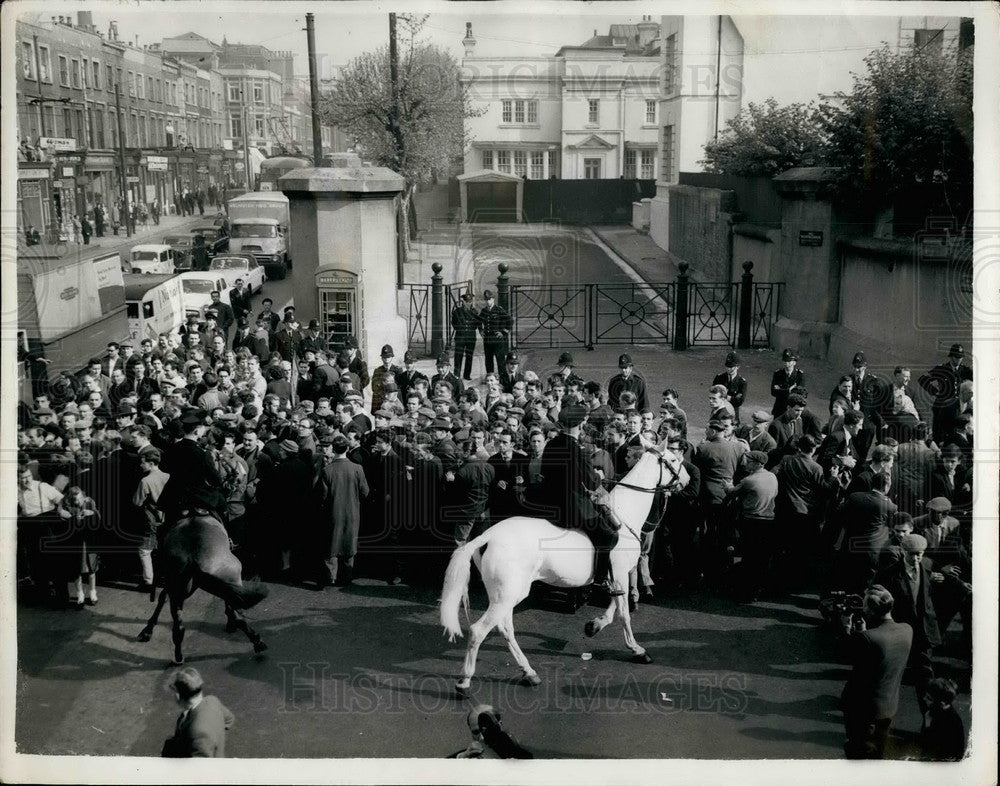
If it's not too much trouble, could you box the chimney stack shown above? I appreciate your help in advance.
[462,22,476,57]
[636,15,659,47]
[78,11,93,30]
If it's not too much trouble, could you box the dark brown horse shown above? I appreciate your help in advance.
[137,515,268,664]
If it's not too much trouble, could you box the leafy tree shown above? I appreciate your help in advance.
[819,42,973,225]
[320,15,480,238]
[700,98,827,177]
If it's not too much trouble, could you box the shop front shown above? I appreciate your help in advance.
[17,163,53,243]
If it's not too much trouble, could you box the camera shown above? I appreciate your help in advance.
[821,590,865,630]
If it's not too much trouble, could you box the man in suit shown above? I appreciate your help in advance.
[101,342,123,380]
[527,404,621,595]
[768,394,809,461]
[770,349,804,416]
[208,291,235,342]
[713,351,748,425]
[395,350,428,401]
[840,585,913,759]
[819,410,872,473]
[229,278,252,320]
[919,343,973,443]
[162,668,234,758]
[736,410,777,459]
[478,289,511,376]
[487,427,529,526]
[875,533,941,709]
[452,292,480,381]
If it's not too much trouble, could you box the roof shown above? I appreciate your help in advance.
[130,244,171,252]
[228,191,288,204]
[457,169,523,182]
[123,273,178,300]
[608,24,640,40]
[230,216,280,224]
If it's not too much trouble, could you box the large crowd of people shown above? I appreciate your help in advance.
[15,297,973,759]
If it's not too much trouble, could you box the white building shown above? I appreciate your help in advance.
[460,18,663,181]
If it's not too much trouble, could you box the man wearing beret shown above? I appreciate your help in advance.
[452,291,481,381]
[162,667,235,758]
[478,290,511,376]
[527,403,622,595]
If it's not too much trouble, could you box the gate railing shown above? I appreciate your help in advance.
[403,260,780,356]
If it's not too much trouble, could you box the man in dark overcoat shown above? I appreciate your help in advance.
[316,433,369,587]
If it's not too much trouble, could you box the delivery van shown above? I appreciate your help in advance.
[123,273,184,342]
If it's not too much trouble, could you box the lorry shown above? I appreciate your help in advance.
[17,250,129,402]
[123,273,185,343]
[226,191,291,280]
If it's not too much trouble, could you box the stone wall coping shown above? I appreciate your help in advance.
[279,167,405,194]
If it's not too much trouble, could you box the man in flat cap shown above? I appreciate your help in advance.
[162,667,235,758]
[478,290,511,377]
[527,403,621,595]
[452,291,480,381]
[737,410,777,457]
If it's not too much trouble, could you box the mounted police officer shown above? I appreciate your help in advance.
[158,409,228,528]
[527,403,622,596]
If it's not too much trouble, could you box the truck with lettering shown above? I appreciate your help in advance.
[123,273,185,343]
[226,191,291,280]
[17,250,129,402]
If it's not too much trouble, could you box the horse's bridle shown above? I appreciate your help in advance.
[605,449,682,495]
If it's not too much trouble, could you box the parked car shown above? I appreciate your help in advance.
[208,254,266,296]
[163,235,193,271]
[124,273,184,342]
[128,244,176,274]
[190,225,229,257]
[177,272,231,320]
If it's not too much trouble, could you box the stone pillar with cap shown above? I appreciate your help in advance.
[280,158,408,369]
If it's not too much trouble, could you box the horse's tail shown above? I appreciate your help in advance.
[198,573,269,610]
[440,529,494,642]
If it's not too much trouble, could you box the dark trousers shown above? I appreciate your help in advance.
[844,713,892,759]
[737,516,776,596]
[454,337,475,380]
[483,339,506,375]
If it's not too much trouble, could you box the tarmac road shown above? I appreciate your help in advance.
[14,572,968,760]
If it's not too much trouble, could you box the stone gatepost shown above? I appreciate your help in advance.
[279,161,408,368]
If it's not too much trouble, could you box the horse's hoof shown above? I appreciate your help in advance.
[136,631,151,643]
[455,683,470,698]
[631,652,653,665]
[171,656,185,666]
[584,620,598,638]
[253,641,268,654]
[520,672,541,687]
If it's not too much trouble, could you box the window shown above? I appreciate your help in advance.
[75,109,84,143]
[530,151,544,179]
[228,84,240,102]
[548,150,560,178]
[584,158,601,179]
[230,113,242,138]
[37,46,51,81]
[137,74,144,100]
[624,149,637,178]
[148,76,154,100]
[91,60,101,89]
[253,83,263,102]
[645,100,656,124]
[21,41,34,79]
[501,99,538,125]
[664,34,676,93]
[59,55,70,86]
[501,99,512,123]
[527,100,538,123]
[128,71,135,97]
[513,150,527,177]
[914,28,944,56]
[661,125,675,182]
[496,150,510,173]
[640,149,655,179]
[63,107,74,137]
[106,64,114,90]
[514,101,525,123]
[141,116,148,147]
[254,117,265,137]
[71,59,81,88]
[588,99,599,124]
[481,150,493,170]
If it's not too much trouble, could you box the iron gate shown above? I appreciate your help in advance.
[686,282,739,346]
[405,280,472,355]
[592,282,674,346]
[509,284,591,349]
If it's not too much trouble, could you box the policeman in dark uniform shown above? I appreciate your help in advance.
[452,292,480,381]
[478,290,511,376]
[770,349,805,416]
[712,351,748,425]
[157,409,228,528]
[527,403,622,595]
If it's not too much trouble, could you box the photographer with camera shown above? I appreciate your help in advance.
[840,584,913,759]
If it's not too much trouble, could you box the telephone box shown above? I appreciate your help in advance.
[316,269,362,352]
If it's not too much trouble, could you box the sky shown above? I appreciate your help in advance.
[11,3,945,104]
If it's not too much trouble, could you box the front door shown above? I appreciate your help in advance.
[584,158,602,180]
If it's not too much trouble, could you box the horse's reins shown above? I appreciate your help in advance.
[598,453,682,543]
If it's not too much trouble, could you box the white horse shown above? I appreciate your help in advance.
[441,445,689,695]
